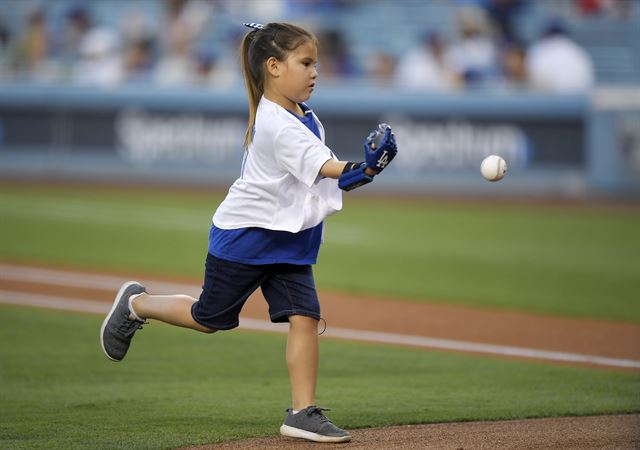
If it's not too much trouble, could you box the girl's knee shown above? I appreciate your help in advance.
[289,315,317,323]
[198,326,218,334]
[289,315,319,330]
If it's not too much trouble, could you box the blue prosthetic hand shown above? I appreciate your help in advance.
[364,123,397,174]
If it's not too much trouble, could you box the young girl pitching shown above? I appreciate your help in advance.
[100,22,397,443]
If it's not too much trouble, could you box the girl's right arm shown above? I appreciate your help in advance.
[319,160,377,179]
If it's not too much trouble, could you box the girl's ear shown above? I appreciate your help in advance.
[265,56,280,78]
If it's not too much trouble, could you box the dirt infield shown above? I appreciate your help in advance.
[185,414,640,450]
[1,262,639,448]
[2,262,639,369]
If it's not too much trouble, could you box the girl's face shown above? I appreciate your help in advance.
[265,40,318,112]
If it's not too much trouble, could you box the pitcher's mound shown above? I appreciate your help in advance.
[186,414,639,450]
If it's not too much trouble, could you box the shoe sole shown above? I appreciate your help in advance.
[280,424,351,443]
[100,281,141,362]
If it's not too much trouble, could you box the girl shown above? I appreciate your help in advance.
[100,22,397,443]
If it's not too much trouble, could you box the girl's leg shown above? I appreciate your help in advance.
[264,271,350,442]
[286,315,319,410]
[132,293,216,333]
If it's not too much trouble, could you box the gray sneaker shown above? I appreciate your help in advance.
[280,405,351,443]
[100,281,147,362]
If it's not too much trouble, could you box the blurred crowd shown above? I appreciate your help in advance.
[0,0,635,93]
[0,0,234,88]
[391,1,598,94]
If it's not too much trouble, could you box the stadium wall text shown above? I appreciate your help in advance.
[0,85,638,197]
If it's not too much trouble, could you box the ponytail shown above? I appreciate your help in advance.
[240,22,317,149]
[241,31,262,149]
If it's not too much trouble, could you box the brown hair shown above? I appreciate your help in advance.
[240,22,317,148]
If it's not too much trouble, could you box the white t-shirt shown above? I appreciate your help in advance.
[213,96,342,233]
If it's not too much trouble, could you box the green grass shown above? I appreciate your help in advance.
[1,306,638,449]
[1,183,639,321]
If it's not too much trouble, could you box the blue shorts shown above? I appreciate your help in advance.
[191,253,321,330]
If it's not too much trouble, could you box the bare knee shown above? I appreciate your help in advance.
[200,327,217,334]
[289,315,319,332]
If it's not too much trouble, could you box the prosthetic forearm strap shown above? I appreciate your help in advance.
[338,162,373,191]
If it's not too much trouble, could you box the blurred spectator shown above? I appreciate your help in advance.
[154,52,195,86]
[155,0,194,86]
[285,0,348,18]
[526,19,594,93]
[316,28,358,81]
[573,0,632,19]
[0,15,11,81]
[196,27,244,89]
[118,6,158,85]
[162,0,193,55]
[13,6,61,82]
[445,6,500,88]
[497,40,528,89]
[193,50,237,88]
[17,7,48,71]
[245,0,286,18]
[483,0,528,43]
[72,28,124,87]
[155,0,212,87]
[394,31,454,91]
[123,35,156,84]
[59,6,93,65]
[369,51,395,85]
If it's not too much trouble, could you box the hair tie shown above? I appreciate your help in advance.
[243,22,264,31]
[318,317,327,336]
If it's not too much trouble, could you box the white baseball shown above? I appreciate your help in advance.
[480,155,507,182]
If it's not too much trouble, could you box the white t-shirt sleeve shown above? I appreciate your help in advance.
[273,124,333,188]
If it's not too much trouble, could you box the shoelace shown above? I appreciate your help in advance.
[118,316,146,336]
[306,406,332,423]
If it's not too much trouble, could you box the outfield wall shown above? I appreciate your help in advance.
[0,84,638,197]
